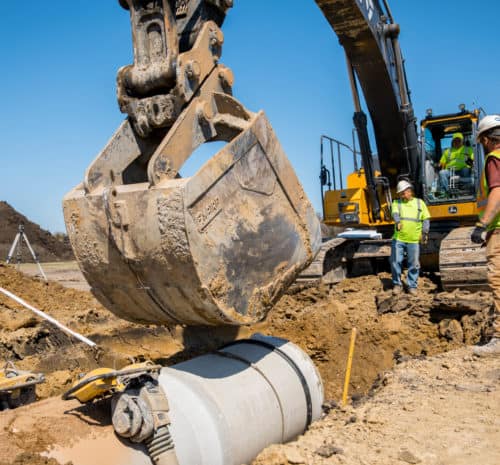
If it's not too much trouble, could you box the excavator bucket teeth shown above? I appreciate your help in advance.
[64,112,321,326]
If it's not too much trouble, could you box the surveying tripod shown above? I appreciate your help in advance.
[6,224,47,282]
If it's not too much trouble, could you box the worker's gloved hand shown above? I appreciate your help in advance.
[471,222,487,244]
[466,158,474,168]
[396,223,402,231]
[421,232,429,245]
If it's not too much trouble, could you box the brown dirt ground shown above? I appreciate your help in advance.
[254,347,500,465]
[0,262,497,464]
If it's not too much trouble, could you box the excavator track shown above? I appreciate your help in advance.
[298,237,393,285]
[439,226,489,291]
[297,238,347,284]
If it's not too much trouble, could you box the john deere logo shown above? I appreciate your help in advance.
[448,206,458,214]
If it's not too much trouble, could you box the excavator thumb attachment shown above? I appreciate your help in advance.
[64,107,321,326]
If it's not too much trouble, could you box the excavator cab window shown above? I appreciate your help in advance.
[421,115,480,204]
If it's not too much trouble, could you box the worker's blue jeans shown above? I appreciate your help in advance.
[439,167,470,192]
[391,240,420,289]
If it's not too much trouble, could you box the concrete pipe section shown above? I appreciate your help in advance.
[48,334,324,465]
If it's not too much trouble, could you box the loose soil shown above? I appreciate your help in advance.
[0,261,497,464]
[254,347,500,465]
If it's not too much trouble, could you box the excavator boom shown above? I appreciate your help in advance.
[316,0,419,187]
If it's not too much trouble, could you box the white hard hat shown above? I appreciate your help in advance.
[396,180,412,194]
[476,114,500,141]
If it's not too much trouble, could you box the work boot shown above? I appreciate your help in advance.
[408,288,417,296]
[392,285,402,295]
[473,337,500,357]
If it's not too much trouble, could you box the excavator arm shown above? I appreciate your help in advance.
[316,0,420,194]
[63,0,321,327]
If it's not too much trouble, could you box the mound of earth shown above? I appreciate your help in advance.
[0,263,496,464]
[0,201,73,262]
[254,347,500,465]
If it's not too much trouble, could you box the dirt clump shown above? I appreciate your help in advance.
[0,201,73,262]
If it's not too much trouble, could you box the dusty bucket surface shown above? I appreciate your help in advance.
[64,110,321,326]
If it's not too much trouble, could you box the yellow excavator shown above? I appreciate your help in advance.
[55,2,490,464]
[64,0,487,331]
[312,0,488,291]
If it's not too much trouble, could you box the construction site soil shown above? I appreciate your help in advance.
[0,261,498,464]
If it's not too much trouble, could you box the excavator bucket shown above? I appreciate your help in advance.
[64,110,321,326]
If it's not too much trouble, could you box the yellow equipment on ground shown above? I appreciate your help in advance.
[0,361,45,410]
[62,362,162,403]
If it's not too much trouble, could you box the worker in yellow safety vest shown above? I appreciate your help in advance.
[471,115,500,357]
[439,132,474,194]
[390,180,431,296]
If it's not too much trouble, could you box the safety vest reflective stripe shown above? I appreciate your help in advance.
[442,146,473,171]
[446,148,466,162]
[478,150,500,230]
[397,198,422,220]
[398,217,421,222]
[477,199,488,208]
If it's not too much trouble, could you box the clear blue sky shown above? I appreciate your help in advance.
[1,1,499,233]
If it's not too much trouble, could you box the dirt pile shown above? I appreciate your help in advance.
[0,201,73,262]
[0,263,178,399]
[0,264,493,402]
[261,274,492,399]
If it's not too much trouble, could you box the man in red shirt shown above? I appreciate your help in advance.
[471,115,500,356]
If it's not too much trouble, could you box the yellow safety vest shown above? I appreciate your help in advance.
[440,146,473,170]
[478,150,500,230]
[391,198,431,244]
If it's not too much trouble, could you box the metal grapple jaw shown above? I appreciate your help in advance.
[116,0,231,138]
[63,1,321,326]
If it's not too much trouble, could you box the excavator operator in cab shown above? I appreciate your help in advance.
[390,180,431,296]
[438,132,474,194]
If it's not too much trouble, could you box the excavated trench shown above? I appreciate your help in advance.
[0,263,492,403]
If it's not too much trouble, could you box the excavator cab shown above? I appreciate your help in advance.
[420,108,483,208]
[418,108,489,290]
